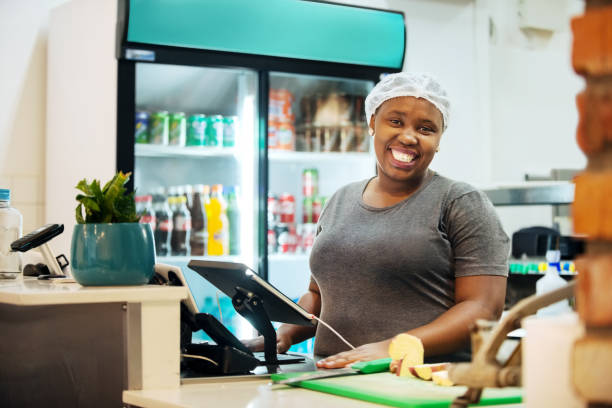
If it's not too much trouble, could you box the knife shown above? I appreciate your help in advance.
[273,358,392,385]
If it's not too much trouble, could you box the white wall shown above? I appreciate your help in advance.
[487,0,586,183]
[0,1,54,234]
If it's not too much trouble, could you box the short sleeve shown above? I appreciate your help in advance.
[443,190,510,278]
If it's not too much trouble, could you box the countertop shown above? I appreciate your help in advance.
[0,277,187,305]
[123,376,524,408]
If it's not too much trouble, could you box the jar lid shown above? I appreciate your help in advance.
[0,189,9,201]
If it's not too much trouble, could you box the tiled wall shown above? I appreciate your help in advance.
[0,3,50,236]
[0,175,45,235]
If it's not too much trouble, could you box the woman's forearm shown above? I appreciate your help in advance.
[406,299,499,356]
[277,289,321,345]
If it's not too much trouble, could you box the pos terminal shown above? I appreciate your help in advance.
[155,261,315,376]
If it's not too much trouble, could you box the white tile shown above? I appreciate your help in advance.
[0,174,13,191]
[11,175,42,204]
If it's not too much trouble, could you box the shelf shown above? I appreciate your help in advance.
[268,150,371,163]
[135,144,237,158]
[482,182,574,206]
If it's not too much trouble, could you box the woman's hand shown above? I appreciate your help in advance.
[316,339,391,369]
[242,331,293,354]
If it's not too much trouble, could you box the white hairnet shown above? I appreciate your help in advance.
[365,72,450,131]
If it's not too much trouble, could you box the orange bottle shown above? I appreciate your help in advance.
[206,184,229,256]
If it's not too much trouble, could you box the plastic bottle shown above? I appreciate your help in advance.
[536,243,572,317]
[138,195,156,232]
[0,189,23,279]
[183,184,193,211]
[207,184,229,256]
[154,193,173,257]
[226,186,241,256]
[171,196,191,256]
[189,185,207,256]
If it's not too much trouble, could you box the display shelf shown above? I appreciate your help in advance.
[481,181,574,206]
[135,144,237,158]
[268,150,371,163]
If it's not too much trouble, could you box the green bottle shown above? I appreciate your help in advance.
[226,186,240,256]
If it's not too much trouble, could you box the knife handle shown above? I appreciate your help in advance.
[351,358,392,374]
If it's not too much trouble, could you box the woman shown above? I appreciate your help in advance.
[251,72,509,368]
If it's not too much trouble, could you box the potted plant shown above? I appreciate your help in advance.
[70,171,155,286]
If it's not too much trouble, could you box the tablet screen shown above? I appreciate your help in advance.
[188,260,315,326]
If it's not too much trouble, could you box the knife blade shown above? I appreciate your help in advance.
[273,358,392,385]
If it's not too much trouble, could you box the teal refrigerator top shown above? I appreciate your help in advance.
[125,0,405,70]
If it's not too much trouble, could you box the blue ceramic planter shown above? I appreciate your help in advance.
[70,223,155,286]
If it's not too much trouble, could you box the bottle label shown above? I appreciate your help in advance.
[158,219,173,232]
[140,215,156,229]
[175,216,191,231]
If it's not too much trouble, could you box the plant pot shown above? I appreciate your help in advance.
[70,223,155,286]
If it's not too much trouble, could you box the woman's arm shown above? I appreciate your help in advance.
[316,274,506,368]
[244,277,321,353]
[406,274,506,355]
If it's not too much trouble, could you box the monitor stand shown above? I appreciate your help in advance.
[232,286,280,372]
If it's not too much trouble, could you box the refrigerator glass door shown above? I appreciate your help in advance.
[267,72,375,352]
[133,62,259,341]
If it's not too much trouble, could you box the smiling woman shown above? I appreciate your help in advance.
[245,72,510,369]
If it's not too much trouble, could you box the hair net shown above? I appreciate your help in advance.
[365,72,450,131]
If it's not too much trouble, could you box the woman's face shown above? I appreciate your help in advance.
[370,96,443,186]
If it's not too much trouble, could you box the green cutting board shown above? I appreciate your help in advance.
[271,372,522,408]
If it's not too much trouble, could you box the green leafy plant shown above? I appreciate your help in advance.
[75,171,140,224]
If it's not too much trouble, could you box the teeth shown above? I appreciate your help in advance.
[391,149,416,163]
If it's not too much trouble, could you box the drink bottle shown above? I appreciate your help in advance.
[154,194,173,257]
[171,196,191,256]
[226,186,240,256]
[189,185,207,256]
[207,184,229,256]
[0,189,22,279]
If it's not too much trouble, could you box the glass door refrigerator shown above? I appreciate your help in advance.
[50,0,405,343]
[122,62,260,340]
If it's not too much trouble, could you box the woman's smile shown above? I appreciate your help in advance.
[389,147,419,169]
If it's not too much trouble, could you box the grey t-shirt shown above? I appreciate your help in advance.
[309,172,510,361]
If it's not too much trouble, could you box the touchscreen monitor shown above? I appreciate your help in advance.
[188,260,315,327]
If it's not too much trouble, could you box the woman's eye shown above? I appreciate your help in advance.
[419,126,434,133]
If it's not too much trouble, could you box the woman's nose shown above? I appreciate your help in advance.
[397,129,418,144]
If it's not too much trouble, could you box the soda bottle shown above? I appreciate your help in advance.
[0,189,22,279]
[207,184,229,256]
[167,186,179,212]
[171,196,191,256]
[138,195,156,233]
[226,186,240,256]
[183,184,193,211]
[154,193,173,257]
[189,185,207,256]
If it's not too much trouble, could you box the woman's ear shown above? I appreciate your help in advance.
[368,116,375,136]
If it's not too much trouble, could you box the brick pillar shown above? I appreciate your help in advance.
[571,1,612,405]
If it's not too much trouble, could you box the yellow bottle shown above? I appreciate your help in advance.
[206,184,229,256]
